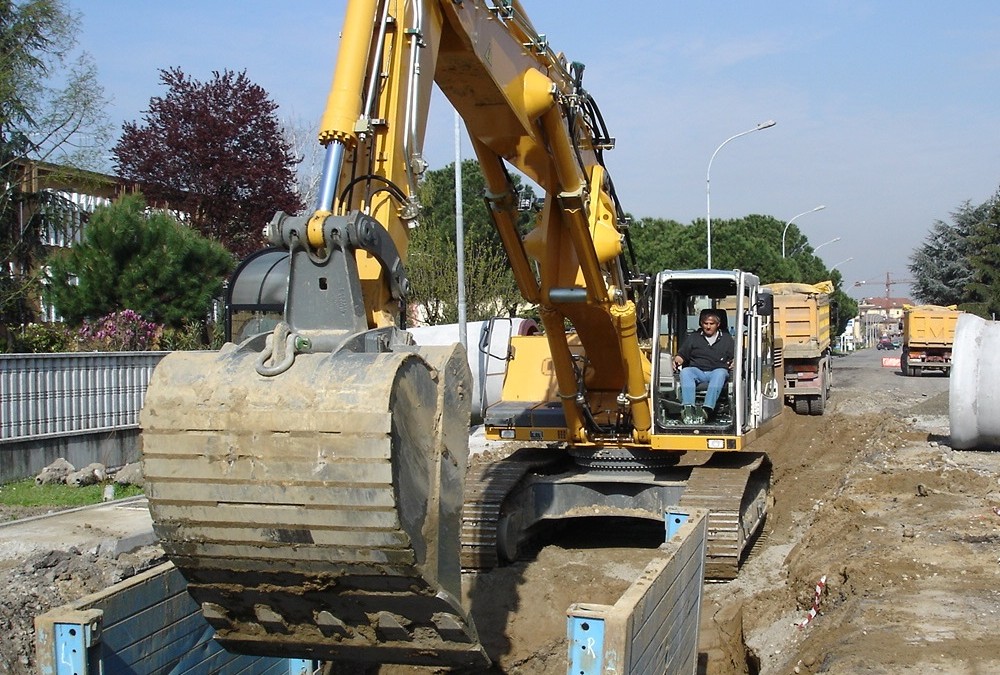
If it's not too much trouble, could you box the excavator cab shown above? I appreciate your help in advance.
[650,269,781,442]
[655,299,735,429]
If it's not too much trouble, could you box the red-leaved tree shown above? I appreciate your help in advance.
[113,67,304,257]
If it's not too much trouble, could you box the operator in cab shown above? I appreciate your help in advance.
[672,308,734,424]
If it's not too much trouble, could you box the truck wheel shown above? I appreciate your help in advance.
[794,398,810,415]
[809,395,825,416]
[900,350,911,376]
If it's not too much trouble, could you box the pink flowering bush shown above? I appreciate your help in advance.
[79,309,161,351]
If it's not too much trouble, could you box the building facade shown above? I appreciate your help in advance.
[2,159,125,326]
[855,296,911,347]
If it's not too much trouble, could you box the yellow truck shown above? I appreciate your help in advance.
[901,304,962,376]
[765,281,833,415]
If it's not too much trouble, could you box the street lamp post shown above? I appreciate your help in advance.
[781,205,826,258]
[830,256,853,272]
[812,236,841,255]
[790,235,841,257]
[706,119,776,268]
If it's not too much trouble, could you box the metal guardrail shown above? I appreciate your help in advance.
[0,352,168,441]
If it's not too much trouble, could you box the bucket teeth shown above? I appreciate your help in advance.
[375,612,411,641]
[201,602,230,628]
[315,610,349,637]
[432,613,473,643]
[254,605,288,633]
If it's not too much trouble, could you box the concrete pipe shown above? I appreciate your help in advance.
[950,313,1000,449]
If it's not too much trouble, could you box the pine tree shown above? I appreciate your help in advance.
[966,190,1000,317]
[908,200,983,305]
[45,194,233,326]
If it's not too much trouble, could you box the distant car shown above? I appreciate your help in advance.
[876,337,896,350]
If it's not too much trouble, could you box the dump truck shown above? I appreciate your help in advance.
[764,281,833,415]
[901,304,962,376]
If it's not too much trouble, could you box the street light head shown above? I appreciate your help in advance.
[815,204,827,211]
[830,257,853,272]
[707,119,778,267]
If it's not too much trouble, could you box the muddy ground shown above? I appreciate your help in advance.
[710,349,1000,675]
[374,347,1000,674]
[458,350,1000,675]
[453,347,1000,674]
[2,348,998,674]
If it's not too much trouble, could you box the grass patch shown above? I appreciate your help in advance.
[0,479,143,508]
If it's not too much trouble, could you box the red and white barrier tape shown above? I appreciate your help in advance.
[796,575,827,629]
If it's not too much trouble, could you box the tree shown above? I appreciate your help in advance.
[407,160,530,324]
[0,0,111,170]
[908,200,984,305]
[407,222,522,325]
[0,0,112,330]
[44,194,233,327]
[113,68,304,258]
[631,214,833,286]
[281,113,324,211]
[629,217,702,272]
[408,159,857,331]
[628,213,856,336]
[965,189,1000,317]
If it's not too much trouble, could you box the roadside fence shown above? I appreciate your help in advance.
[1,352,168,441]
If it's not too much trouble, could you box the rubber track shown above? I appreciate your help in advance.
[678,453,770,579]
[460,447,560,570]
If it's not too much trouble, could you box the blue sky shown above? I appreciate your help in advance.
[67,1,1000,300]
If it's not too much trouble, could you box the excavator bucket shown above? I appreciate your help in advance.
[141,342,490,669]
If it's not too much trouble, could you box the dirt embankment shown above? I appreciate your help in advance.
[702,351,1000,675]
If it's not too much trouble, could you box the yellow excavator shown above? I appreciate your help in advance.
[141,0,784,669]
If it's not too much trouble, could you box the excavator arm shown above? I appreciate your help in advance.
[309,0,653,444]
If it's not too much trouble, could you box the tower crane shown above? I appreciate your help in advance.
[854,272,914,302]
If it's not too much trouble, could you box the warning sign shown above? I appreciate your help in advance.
[881,357,901,368]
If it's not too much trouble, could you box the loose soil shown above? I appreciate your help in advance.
[2,349,998,674]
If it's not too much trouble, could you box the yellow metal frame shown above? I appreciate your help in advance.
[311,0,651,447]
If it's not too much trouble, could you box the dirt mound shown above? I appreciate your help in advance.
[702,352,1000,675]
[0,544,165,674]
